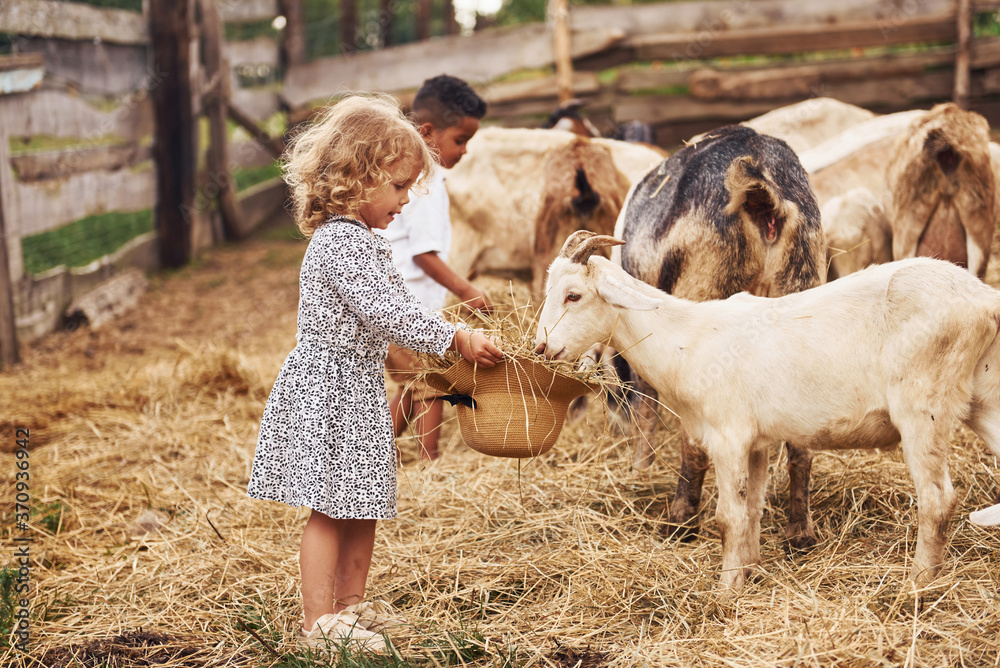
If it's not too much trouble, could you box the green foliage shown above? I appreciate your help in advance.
[0,568,16,647]
[225,19,281,43]
[22,209,154,275]
[34,502,65,535]
[974,10,1000,37]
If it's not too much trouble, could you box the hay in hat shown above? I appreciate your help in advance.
[1,222,999,668]
[423,355,599,458]
[411,285,626,458]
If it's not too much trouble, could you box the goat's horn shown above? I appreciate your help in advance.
[557,230,598,259]
[568,234,625,265]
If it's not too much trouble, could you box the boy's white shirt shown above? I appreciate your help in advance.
[377,165,450,311]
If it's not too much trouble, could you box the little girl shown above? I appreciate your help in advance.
[247,94,503,651]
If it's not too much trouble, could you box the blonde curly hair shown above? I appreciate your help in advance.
[283,94,435,237]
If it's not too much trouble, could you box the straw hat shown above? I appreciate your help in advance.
[425,355,599,458]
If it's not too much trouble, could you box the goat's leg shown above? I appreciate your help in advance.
[665,435,709,541]
[630,376,658,470]
[784,443,818,551]
[898,421,958,584]
[714,445,769,591]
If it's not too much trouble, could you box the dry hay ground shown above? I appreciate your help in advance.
[1,219,1000,668]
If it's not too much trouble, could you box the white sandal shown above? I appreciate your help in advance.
[297,610,386,651]
[343,599,408,633]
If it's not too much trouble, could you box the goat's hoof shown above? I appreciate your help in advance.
[661,522,699,542]
[784,533,818,553]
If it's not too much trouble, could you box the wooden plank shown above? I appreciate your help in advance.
[683,36,1000,101]
[149,0,196,268]
[631,15,959,62]
[11,144,152,182]
[237,177,289,233]
[572,0,1000,40]
[479,71,600,106]
[282,23,625,109]
[218,0,277,24]
[65,267,147,331]
[0,120,20,366]
[0,53,44,72]
[614,94,775,126]
[0,89,154,140]
[689,48,957,100]
[11,167,156,236]
[13,38,148,97]
[0,0,147,45]
[616,67,694,92]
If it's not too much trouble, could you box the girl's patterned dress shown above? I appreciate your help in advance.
[248,216,456,519]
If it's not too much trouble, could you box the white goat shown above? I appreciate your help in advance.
[535,231,1000,590]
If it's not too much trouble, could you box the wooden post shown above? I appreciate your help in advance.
[149,0,196,268]
[954,0,972,109]
[416,0,432,41]
[278,0,307,67]
[550,0,573,104]
[200,0,247,241]
[443,0,459,36]
[227,102,286,158]
[379,0,395,46]
[0,119,19,368]
[341,0,358,54]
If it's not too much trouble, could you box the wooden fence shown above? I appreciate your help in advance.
[0,0,290,353]
[4,0,1000,361]
[284,0,1000,144]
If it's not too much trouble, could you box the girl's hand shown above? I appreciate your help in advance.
[451,329,503,367]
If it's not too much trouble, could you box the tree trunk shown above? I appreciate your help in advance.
[149,0,196,268]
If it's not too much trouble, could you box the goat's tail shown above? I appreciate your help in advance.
[968,312,1000,525]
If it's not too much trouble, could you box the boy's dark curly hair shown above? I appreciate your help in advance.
[411,74,487,129]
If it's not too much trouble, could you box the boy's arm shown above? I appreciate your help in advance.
[413,251,492,312]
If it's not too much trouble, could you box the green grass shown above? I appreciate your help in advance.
[0,568,17,648]
[21,209,154,275]
[8,134,125,156]
[234,161,283,192]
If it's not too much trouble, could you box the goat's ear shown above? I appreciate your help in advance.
[596,272,662,310]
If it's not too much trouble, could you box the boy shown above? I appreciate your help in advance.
[382,74,491,460]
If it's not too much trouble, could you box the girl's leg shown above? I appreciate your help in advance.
[300,514,378,629]
[300,510,340,630]
[390,388,413,438]
[413,399,444,460]
[334,519,377,610]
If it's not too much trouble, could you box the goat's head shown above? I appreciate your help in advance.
[534,231,660,361]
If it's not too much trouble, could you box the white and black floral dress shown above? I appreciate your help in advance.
[247,216,456,519]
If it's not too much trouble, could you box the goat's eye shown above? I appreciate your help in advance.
[566,293,581,303]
